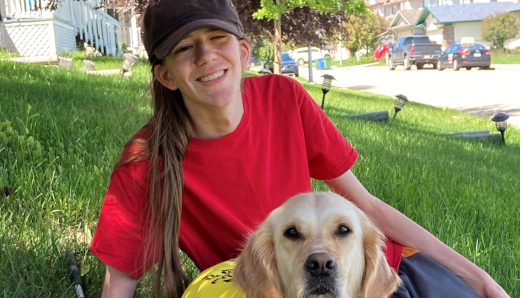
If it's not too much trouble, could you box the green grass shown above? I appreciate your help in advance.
[0,58,519,297]
[491,53,520,64]
[332,55,376,67]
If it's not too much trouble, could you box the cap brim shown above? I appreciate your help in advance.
[154,19,247,59]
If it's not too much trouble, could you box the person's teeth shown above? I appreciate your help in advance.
[199,70,224,82]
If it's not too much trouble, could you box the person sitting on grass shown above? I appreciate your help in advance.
[89,1,511,298]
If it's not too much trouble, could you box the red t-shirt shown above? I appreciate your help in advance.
[89,75,400,279]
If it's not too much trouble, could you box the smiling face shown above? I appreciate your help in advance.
[154,28,250,112]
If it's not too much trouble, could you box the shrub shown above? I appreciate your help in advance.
[481,12,520,52]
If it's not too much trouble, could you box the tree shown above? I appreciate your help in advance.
[343,13,390,56]
[43,0,365,67]
[253,0,367,74]
[481,12,520,52]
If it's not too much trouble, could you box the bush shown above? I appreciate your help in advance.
[481,12,520,51]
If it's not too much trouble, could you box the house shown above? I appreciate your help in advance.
[0,0,122,57]
[115,9,146,56]
[414,2,521,49]
[388,9,424,40]
[368,0,423,20]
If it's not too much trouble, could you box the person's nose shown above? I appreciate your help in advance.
[195,41,217,66]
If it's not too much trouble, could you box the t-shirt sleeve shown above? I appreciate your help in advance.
[89,161,153,280]
[291,78,358,180]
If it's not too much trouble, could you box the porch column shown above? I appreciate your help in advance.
[442,24,454,50]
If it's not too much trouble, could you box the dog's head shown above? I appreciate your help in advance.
[233,192,401,298]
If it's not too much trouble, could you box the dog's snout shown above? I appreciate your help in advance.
[305,253,337,277]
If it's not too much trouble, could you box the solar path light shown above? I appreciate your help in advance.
[122,53,139,75]
[82,60,95,71]
[320,74,335,110]
[393,94,409,118]
[491,112,510,145]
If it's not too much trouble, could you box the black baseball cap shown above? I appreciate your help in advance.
[142,0,248,60]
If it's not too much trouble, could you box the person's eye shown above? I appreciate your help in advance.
[174,45,191,54]
[211,35,227,40]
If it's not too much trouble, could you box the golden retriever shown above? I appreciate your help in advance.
[233,192,401,298]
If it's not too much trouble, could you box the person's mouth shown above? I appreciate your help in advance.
[198,70,226,82]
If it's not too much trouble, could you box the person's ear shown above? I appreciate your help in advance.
[153,63,178,91]
[239,39,251,69]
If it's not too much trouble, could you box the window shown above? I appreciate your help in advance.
[464,44,486,50]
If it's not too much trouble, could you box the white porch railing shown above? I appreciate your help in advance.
[0,0,46,19]
[71,0,122,56]
[125,26,143,48]
[0,0,122,56]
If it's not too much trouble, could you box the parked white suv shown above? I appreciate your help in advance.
[290,47,332,65]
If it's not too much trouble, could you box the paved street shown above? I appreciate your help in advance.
[300,63,521,128]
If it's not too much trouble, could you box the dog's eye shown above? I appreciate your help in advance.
[284,227,300,239]
[337,225,351,236]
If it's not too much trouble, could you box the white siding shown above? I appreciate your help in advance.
[53,0,73,24]
[426,28,443,44]
[454,21,490,47]
[398,30,412,38]
[2,20,55,56]
[54,20,76,54]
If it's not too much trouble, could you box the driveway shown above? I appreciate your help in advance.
[300,64,520,128]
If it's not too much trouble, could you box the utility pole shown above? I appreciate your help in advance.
[308,42,313,82]
[339,0,343,66]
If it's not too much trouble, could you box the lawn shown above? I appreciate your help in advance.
[491,53,520,64]
[0,58,519,297]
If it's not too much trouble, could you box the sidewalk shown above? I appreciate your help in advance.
[492,64,520,70]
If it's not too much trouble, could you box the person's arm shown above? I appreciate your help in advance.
[324,169,510,298]
[101,266,138,298]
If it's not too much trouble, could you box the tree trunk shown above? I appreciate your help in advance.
[273,11,282,74]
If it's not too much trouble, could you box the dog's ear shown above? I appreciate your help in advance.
[233,221,283,298]
[358,215,401,298]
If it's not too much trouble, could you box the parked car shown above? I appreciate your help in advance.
[436,43,491,71]
[269,52,299,77]
[373,43,390,61]
[290,47,332,65]
[388,35,441,70]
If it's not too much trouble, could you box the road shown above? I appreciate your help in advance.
[300,64,521,128]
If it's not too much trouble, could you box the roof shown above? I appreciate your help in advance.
[389,9,423,29]
[384,0,406,6]
[416,2,521,25]
[367,0,387,5]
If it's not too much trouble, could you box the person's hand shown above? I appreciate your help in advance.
[466,274,511,298]
[481,281,511,298]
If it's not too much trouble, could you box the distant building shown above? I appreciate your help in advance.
[367,0,520,49]
[415,2,520,49]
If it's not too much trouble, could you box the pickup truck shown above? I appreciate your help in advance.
[388,36,442,70]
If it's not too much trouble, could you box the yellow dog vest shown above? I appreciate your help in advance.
[182,260,246,298]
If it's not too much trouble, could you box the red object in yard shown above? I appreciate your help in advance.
[373,43,390,60]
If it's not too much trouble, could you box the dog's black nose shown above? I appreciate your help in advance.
[305,253,337,277]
